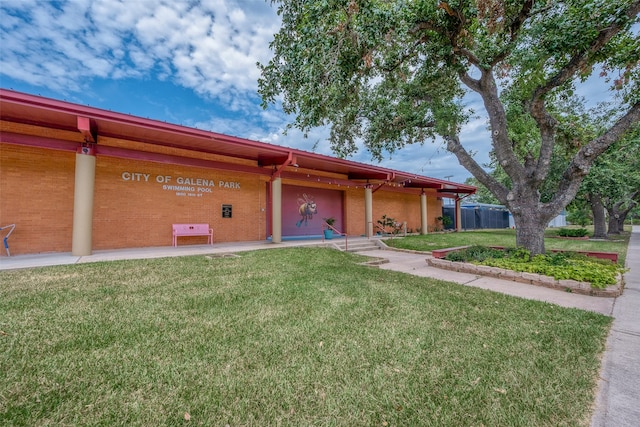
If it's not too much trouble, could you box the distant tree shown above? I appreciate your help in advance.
[607,191,640,234]
[260,0,640,254]
[580,124,640,235]
[566,199,593,228]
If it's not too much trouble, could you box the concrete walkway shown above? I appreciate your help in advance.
[590,226,640,427]
[362,248,616,315]
[1,229,639,425]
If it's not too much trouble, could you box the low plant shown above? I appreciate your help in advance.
[384,229,630,265]
[445,245,624,288]
[436,215,453,228]
[444,245,505,262]
[377,214,402,235]
[558,228,589,237]
[482,252,624,288]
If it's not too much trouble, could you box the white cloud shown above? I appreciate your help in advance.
[0,0,481,182]
[0,0,278,98]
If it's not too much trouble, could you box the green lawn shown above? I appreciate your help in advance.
[386,228,631,265]
[1,248,611,426]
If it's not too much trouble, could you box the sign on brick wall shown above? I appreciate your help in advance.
[121,171,241,198]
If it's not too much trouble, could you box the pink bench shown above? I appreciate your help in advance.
[172,224,213,246]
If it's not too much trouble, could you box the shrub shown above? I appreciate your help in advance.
[558,228,589,237]
[444,245,625,288]
[436,215,453,228]
[444,245,505,262]
[377,214,402,235]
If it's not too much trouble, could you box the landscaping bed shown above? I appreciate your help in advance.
[427,245,625,297]
[384,228,631,266]
[427,257,623,297]
[432,245,619,263]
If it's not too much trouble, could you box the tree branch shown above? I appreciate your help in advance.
[529,100,558,184]
[531,0,640,103]
[474,69,527,180]
[546,102,640,213]
[458,70,481,93]
[445,134,509,203]
[490,0,536,65]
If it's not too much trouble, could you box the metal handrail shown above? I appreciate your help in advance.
[322,223,348,251]
[368,220,407,239]
[374,222,387,235]
[0,224,16,256]
[365,221,385,238]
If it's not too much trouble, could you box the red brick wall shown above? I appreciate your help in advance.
[373,190,427,233]
[1,133,444,255]
[342,187,443,235]
[93,157,268,249]
[0,144,75,255]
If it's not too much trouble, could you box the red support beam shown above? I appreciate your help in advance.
[77,116,96,143]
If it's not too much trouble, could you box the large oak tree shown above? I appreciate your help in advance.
[259,0,640,254]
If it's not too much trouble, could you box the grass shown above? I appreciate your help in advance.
[386,228,631,266]
[1,248,611,426]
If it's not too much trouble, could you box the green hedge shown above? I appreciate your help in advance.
[558,228,589,237]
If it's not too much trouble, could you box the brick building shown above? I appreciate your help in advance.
[0,89,474,256]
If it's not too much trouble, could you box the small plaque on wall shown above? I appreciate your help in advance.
[222,204,232,218]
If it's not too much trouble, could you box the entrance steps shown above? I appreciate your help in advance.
[332,239,381,253]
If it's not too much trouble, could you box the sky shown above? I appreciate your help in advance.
[0,0,613,184]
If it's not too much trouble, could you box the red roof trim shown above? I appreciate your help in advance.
[0,88,476,194]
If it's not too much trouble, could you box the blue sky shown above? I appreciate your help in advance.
[0,0,614,184]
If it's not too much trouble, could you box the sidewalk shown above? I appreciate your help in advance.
[0,238,333,270]
[591,225,640,427]
[1,229,639,425]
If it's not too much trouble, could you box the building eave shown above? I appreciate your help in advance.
[0,88,476,195]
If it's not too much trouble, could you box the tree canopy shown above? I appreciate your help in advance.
[259,0,640,254]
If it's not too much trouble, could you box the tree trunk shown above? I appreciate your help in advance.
[617,199,639,233]
[607,210,620,235]
[511,211,548,255]
[607,202,623,235]
[588,194,607,239]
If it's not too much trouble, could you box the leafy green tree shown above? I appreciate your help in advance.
[608,192,640,232]
[259,0,640,254]
[566,201,592,228]
[581,124,640,235]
